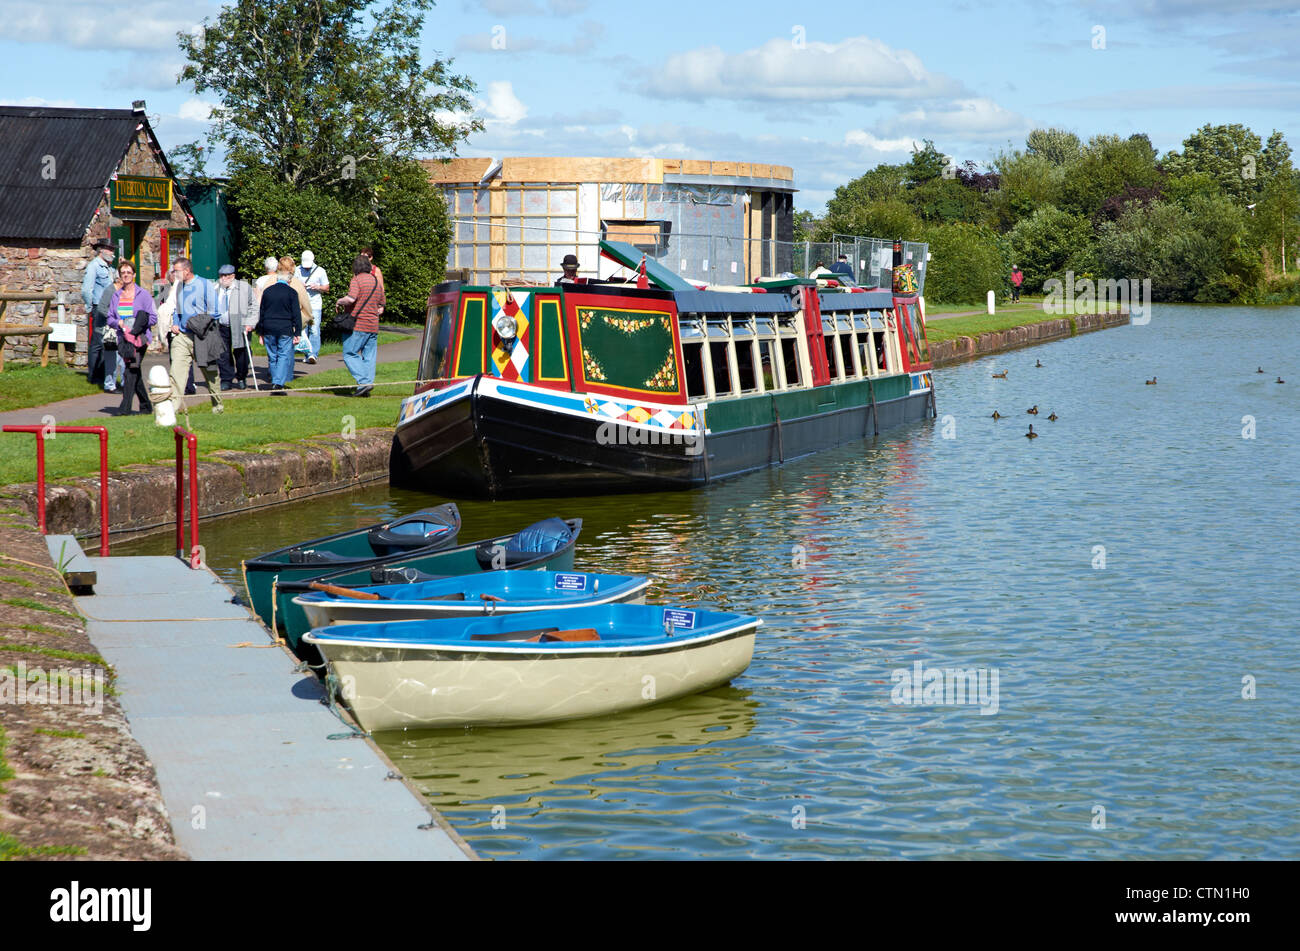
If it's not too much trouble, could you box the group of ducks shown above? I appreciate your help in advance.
[990,359,1057,439]
[1258,367,1286,384]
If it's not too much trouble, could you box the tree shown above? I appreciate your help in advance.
[921,222,1007,304]
[904,139,949,185]
[1056,134,1161,218]
[178,0,481,187]
[1006,206,1095,292]
[1253,170,1300,275]
[817,198,922,245]
[905,177,988,225]
[987,150,1065,231]
[368,159,453,321]
[1025,128,1082,166]
[1162,124,1264,205]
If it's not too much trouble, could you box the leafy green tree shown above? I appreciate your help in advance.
[179,0,481,188]
[1252,169,1300,275]
[367,159,452,321]
[817,198,922,245]
[921,222,1007,304]
[1057,134,1161,218]
[1162,124,1264,205]
[904,139,949,185]
[1025,128,1082,166]
[1006,206,1095,291]
[906,177,988,225]
[987,151,1065,231]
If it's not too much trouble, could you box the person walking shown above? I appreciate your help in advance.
[104,260,157,415]
[279,255,314,351]
[81,237,118,391]
[254,262,302,394]
[297,250,328,365]
[337,253,385,397]
[1010,265,1024,303]
[168,257,224,414]
[360,247,384,295]
[830,254,855,282]
[214,264,255,390]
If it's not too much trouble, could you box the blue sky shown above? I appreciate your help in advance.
[2,0,1298,211]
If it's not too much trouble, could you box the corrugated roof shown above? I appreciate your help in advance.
[0,106,142,240]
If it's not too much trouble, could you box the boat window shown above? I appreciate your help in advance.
[735,340,758,392]
[756,317,778,337]
[839,331,856,378]
[709,341,733,396]
[858,335,874,377]
[706,318,730,339]
[679,316,705,340]
[682,342,706,400]
[731,315,755,337]
[781,337,802,387]
[873,331,889,373]
[824,333,841,381]
[853,314,871,333]
[420,301,453,379]
[760,339,780,390]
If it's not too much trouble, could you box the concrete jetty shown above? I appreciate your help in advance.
[63,537,473,860]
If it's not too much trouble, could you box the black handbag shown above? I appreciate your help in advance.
[334,276,378,332]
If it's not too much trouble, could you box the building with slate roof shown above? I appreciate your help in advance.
[0,102,196,366]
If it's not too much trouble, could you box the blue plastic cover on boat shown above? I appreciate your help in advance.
[508,517,573,554]
[672,290,798,316]
[818,290,897,312]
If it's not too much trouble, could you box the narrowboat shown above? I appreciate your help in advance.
[389,239,936,499]
[304,604,762,731]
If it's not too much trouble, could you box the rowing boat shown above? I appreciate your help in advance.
[304,603,761,731]
[272,516,583,653]
[292,570,650,630]
[242,503,461,627]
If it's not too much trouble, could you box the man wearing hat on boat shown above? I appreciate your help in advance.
[555,253,586,284]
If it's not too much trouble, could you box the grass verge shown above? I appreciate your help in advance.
[0,364,99,413]
[0,391,404,486]
[245,330,407,359]
[285,360,419,393]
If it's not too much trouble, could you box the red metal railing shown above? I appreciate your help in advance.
[173,426,201,568]
[1,424,109,555]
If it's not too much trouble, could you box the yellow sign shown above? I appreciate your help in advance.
[110,176,173,212]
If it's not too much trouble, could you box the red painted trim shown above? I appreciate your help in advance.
[801,287,831,386]
[563,289,687,405]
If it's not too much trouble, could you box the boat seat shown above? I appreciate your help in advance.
[369,567,448,585]
[469,627,600,643]
[288,549,353,565]
[474,517,574,570]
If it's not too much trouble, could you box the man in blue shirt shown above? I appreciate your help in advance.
[829,254,855,282]
[168,257,224,413]
[81,238,119,391]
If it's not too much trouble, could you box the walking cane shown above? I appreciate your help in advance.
[246,329,260,391]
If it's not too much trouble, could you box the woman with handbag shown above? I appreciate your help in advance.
[105,261,159,415]
[336,254,385,397]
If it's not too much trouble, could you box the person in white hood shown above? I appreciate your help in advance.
[296,249,329,364]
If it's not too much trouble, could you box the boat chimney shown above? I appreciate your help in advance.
[892,239,903,269]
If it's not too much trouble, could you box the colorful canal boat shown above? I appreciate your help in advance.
[304,604,762,731]
[242,504,461,628]
[271,516,583,653]
[292,569,650,630]
[389,239,935,499]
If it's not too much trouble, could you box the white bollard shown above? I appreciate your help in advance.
[987,290,996,315]
[148,364,176,427]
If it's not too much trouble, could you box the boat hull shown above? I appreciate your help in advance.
[391,375,934,499]
[310,626,756,732]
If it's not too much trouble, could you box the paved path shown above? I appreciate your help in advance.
[0,333,422,428]
[65,535,473,861]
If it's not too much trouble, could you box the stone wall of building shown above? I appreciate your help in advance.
[0,127,194,369]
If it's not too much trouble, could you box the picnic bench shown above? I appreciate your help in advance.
[0,286,75,372]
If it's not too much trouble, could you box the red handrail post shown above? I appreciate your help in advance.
[3,424,109,555]
[173,426,200,569]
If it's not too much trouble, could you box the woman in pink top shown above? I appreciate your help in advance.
[338,254,386,396]
[105,260,159,414]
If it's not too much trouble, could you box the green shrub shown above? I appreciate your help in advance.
[921,223,1008,304]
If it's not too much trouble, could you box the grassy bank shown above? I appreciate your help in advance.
[0,365,99,413]
[0,390,405,486]
[245,329,407,359]
[924,304,1127,343]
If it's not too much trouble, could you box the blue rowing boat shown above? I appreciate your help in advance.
[292,570,650,630]
[304,604,762,731]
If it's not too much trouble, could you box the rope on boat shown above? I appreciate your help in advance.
[170,377,461,408]
[322,669,369,740]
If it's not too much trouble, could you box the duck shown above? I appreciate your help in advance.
[1257,367,1265,374]
[1026,405,1038,415]
[1278,377,1286,384]
[1145,377,1157,385]
[1035,359,1043,368]
[1047,412,1058,421]
[991,410,1003,419]
[1025,424,1038,439]
[992,370,1008,379]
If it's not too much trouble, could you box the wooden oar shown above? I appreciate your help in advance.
[308,582,384,600]
[469,627,600,643]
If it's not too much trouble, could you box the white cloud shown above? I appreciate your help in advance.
[844,130,918,154]
[177,98,215,122]
[879,98,1032,140]
[108,54,186,91]
[0,0,203,51]
[479,81,527,125]
[641,35,966,104]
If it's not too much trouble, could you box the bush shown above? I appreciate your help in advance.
[1006,206,1096,293]
[922,222,1008,304]
[368,160,451,323]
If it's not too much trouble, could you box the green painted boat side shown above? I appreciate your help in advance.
[703,374,912,433]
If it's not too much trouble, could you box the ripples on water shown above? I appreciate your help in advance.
[139,306,1300,859]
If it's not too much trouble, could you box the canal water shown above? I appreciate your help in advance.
[120,305,1300,859]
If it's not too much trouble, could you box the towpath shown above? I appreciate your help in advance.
[0,330,422,428]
